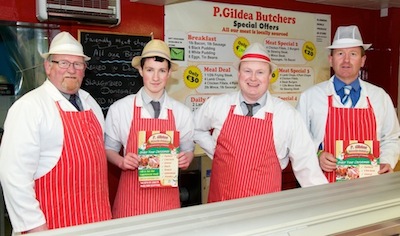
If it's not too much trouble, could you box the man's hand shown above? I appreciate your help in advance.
[379,163,394,174]
[318,151,337,172]
[26,223,48,233]
[119,152,140,171]
[178,152,194,170]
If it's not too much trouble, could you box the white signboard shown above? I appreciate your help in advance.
[165,1,331,109]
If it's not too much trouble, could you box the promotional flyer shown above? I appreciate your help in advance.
[138,130,180,188]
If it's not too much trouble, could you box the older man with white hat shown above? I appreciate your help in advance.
[104,39,194,218]
[193,42,328,203]
[0,31,112,233]
[297,25,400,182]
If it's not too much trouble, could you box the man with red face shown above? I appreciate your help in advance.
[193,42,328,203]
[297,25,400,182]
[0,32,111,233]
[105,39,194,218]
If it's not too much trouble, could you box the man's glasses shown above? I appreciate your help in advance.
[51,60,86,70]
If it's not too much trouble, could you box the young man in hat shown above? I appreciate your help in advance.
[0,31,112,233]
[193,42,328,203]
[105,39,194,218]
[296,25,400,182]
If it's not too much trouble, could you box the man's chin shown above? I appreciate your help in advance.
[61,80,80,93]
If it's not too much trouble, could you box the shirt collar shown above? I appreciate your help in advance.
[142,89,165,105]
[333,76,361,92]
[60,91,79,100]
[239,92,267,107]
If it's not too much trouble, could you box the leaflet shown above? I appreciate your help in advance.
[335,140,380,182]
[138,130,180,188]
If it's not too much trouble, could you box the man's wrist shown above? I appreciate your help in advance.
[317,150,324,158]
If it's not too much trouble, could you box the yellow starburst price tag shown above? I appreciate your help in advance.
[270,69,279,84]
[302,41,316,61]
[183,66,202,89]
[233,37,250,58]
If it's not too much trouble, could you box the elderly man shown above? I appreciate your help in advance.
[0,31,111,233]
[296,25,400,182]
[193,42,328,203]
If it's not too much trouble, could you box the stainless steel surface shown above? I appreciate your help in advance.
[30,172,400,236]
[333,218,400,236]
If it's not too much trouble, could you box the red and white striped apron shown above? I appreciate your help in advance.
[112,98,180,218]
[208,105,281,203]
[323,95,377,182]
[35,103,111,229]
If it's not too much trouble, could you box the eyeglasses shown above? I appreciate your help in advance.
[51,60,86,70]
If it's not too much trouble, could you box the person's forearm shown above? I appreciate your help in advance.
[106,149,124,168]
[194,131,215,158]
[379,133,400,168]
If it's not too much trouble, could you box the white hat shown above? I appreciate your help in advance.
[41,31,90,61]
[237,42,278,71]
[131,39,178,71]
[327,25,372,50]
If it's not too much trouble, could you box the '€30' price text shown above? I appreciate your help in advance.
[184,66,202,89]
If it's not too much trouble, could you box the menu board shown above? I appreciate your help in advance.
[79,30,152,116]
[165,2,331,109]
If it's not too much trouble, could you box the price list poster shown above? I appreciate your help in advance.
[165,1,331,110]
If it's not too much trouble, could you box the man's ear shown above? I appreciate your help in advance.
[361,55,367,67]
[328,55,333,67]
[138,67,144,77]
[44,60,51,75]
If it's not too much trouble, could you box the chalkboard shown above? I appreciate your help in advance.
[79,30,152,116]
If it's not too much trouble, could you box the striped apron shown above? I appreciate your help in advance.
[112,98,180,218]
[35,103,111,229]
[208,105,281,203]
[323,95,377,182]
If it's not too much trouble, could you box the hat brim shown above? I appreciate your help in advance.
[233,58,278,72]
[41,52,91,61]
[131,55,179,71]
[327,43,372,51]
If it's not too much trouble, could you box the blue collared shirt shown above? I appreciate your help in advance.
[333,76,361,106]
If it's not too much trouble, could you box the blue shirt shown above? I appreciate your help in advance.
[333,76,361,106]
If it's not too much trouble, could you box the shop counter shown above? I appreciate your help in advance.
[31,172,400,236]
